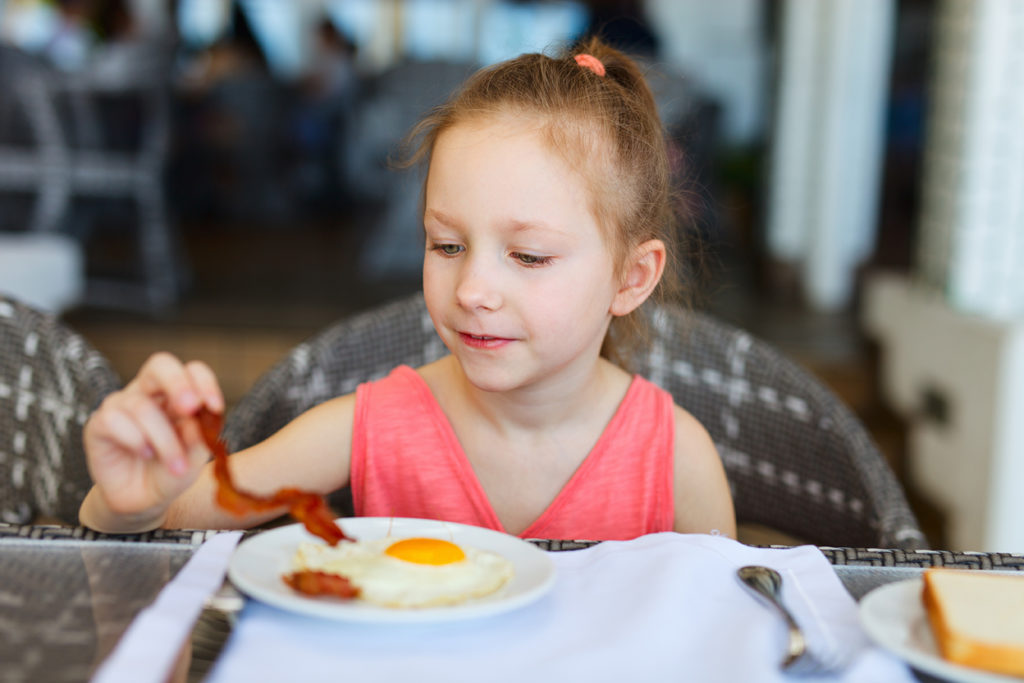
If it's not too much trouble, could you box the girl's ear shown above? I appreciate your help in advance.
[610,239,666,317]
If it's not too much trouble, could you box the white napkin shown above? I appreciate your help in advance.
[92,531,243,683]
[207,533,913,683]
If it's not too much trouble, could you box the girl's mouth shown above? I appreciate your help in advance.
[458,332,513,349]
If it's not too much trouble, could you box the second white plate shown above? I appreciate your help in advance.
[228,517,557,623]
[859,578,1020,683]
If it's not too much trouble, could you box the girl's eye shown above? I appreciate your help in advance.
[432,244,463,256]
[512,252,550,266]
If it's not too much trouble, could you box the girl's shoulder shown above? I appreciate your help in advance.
[670,402,713,447]
[671,403,722,500]
[669,402,736,537]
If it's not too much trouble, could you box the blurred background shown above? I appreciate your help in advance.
[1,0,1022,553]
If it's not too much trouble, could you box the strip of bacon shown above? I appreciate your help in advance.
[197,407,349,546]
[283,570,361,599]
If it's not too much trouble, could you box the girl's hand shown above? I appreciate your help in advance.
[83,352,225,522]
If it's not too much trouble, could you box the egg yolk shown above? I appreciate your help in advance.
[385,538,466,565]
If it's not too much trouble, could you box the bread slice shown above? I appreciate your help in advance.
[922,568,1024,676]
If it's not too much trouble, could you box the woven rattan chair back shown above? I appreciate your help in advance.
[0,296,120,524]
[225,293,925,549]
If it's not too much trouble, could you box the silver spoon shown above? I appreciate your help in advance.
[737,565,828,675]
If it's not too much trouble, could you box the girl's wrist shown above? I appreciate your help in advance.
[79,487,169,534]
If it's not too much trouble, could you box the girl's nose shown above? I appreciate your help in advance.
[455,260,502,311]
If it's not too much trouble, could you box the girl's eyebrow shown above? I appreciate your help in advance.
[426,208,570,238]
[424,208,460,228]
[508,219,570,238]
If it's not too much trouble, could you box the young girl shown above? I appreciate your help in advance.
[79,37,735,541]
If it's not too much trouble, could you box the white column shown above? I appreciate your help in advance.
[767,0,895,310]
[916,0,1024,318]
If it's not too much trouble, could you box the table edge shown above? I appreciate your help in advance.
[3,523,1022,570]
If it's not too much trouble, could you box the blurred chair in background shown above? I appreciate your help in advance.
[338,60,477,279]
[0,295,120,525]
[0,40,181,311]
[225,293,926,549]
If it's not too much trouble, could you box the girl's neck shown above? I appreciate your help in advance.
[423,355,631,437]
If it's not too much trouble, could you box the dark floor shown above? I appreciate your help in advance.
[61,219,943,548]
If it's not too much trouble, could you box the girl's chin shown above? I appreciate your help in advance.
[455,360,532,393]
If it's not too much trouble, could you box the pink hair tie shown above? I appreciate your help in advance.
[574,53,606,77]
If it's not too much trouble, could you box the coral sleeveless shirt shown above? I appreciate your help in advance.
[350,365,675,540]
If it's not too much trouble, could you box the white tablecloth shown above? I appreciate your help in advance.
[206,533,914,682]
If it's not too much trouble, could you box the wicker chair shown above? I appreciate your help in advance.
[225,293,926,550]
[0,295,120,524]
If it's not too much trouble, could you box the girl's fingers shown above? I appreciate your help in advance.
[91,353,223,479]
[120,393,189,474]
[184,360,225,414]
[134,352,201,417]
[91,406,152,460]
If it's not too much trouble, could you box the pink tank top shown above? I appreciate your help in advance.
[350,365,675,540]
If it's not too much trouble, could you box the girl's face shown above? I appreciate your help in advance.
[422,116,622,394]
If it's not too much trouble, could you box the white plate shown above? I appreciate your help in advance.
[227,517,557,623]
[859,578,1020,683]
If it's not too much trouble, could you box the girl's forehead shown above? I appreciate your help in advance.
[431,129,590,212]
[435,112,611,181]
[432,119,564,178]
[428,112,622,248]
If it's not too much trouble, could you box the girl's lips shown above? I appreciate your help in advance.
[458,332,514,349]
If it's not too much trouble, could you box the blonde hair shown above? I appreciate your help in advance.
[401,36,688,366]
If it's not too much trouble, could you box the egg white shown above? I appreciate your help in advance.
[291,537,515,608]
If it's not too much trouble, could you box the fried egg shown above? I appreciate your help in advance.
[291,536,515,608]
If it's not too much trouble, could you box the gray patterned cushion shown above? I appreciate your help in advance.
[225,293,925,549]
[0,296,120,523]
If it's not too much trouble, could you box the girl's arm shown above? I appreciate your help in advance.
[164,393,357,530]
[79,352,356,533]
[671,406,737,538]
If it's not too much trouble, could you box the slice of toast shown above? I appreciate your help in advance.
[922,568,1024,677]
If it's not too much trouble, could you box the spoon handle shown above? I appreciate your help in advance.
[738,567,796,626]
[736,566,808,668]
